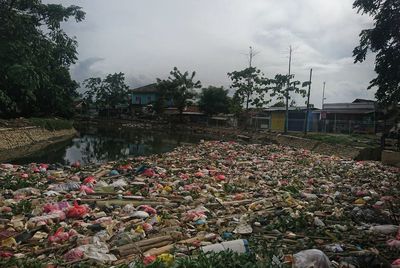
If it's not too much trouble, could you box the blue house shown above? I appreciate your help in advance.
[130,84,159,105]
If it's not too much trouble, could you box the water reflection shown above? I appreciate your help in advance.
[12,126,202,165]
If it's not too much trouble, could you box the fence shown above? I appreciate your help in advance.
[246,117,376,134]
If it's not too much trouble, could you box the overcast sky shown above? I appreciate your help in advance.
[48,0,376,108]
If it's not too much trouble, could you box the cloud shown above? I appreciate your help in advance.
[47,0,376,107]
[71,57,104,82]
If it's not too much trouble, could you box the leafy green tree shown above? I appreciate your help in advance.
[198,86,230,116]
[267,74,308,132]
[271,101,285,107]
[156,67,201,116]
[268,74,307,103]
[0,0,85,118]
[228,94,243,115]
[83,73,129,109]
[353,0,400,105]
[228,67,269,110]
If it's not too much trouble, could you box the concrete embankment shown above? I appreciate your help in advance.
[0,126,77,162]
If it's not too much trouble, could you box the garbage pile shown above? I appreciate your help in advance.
[0,141,399,267]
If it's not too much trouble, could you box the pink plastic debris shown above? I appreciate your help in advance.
[194,171,205,178]
[0,251,13,258]
[80,185,94,194]
[138,205,157,215]
[215,174,226,181]
[143,168,155,177]
[66,201,88,218]
[83,176,96,184]
[143,255,157,265]
[179,173,189,180]
[393,259,400,265]
[184,183,200,191]
[43,204,60,213]
[48,227,76,244]
[387,239,400,249]
[71,161,81,168]
[64,248,84,262]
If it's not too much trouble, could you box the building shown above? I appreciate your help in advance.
[320,99,376,134]
[263,106,318,132]
[129,84,159,106]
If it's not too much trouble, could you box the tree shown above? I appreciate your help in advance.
[267,74,308,132]
[271,101,285,107]
[268,74,307,103]
[83,73,129,109]
[156,67,201,116]
[198,86,230,116]
[353,0,400,105]
[228,67,269,110]
[228,94,243,115]
[0,0,85,118]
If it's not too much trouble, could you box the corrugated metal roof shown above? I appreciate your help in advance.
[322,109,374,114]
[129,84,158,93]
[264,106,312,112]
[323,102,375,110]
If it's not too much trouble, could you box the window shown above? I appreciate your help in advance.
[136,96,141,104]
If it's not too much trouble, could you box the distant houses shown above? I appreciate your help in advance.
[129,84,159,106]
[319,99,376,134]
[92,83,382,134]
[247,99,377,134]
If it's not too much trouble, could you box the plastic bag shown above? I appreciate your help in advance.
[29,210,66,223]
[83,176,96,184]
[64,248,84,262]
[292,249,331,268]
[369,225,398,235]
[66,201,88,218]
[111,178,128,188]
[201,239,249,253]
[142,168,155,177]
[50,182,80,192]
[138,205,157,215]
[78,241,117,263]
[80,185,94,194]
[48,227,77,244]
[43,203,59,213]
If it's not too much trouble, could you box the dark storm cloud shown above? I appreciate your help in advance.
[47,0,376,107]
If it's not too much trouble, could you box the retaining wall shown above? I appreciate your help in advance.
[0,127,76,162]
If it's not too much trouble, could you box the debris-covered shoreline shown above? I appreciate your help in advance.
[0,141,399,267]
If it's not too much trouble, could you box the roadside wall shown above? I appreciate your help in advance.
[0,127,76,162]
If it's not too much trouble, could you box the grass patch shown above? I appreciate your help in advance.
[28,117,73,131]
[291,132,376,147]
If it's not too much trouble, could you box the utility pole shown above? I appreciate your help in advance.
[321,81,326,108]
[322,82,326,132]
[245,46,259,110]
[247,46,259,68]
[304,68,313,135]
[284,45,292,133]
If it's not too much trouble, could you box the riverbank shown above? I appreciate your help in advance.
[0,118,77,162]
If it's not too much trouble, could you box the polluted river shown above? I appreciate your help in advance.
[0,124,399,267]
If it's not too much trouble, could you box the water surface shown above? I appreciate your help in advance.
[12,125,203,165]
